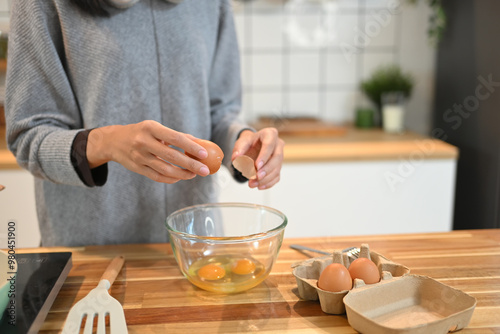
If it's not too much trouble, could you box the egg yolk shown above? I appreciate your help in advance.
[232,259,256,275]
[198,264,226,280]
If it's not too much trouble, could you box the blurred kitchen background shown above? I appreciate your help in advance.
[0,0,499,247]
[0,0,8,105]
[233,0,435,134]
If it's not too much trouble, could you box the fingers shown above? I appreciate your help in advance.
[147,121,208,160]
[138,121,210,176]
[141,165,193,184]
[148,155,197,180]
[248,146,283,189]
[231,127,284,190]
[121,150,197,184]
[108,121,215,182]
[254,128,280,170]
[249,174,280,190]
[120,161,191,184]
[231,130,255,160]
[247,130,284,190]
[149,140,210,176]
[110,120,285,186]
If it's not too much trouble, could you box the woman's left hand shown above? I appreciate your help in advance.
[232,128,285,190]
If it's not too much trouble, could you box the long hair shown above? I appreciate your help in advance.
[70,0,110,17]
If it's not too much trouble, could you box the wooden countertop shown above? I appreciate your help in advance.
[0,128,18,169]
[14,229,500,333]
[0,126,458,170]
[281,127,458,162]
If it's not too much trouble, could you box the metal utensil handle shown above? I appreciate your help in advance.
[289,244,330,255]
[100,256,125,287]
[290,244,360,258]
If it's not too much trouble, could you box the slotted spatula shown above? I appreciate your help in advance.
[62,256,127,334]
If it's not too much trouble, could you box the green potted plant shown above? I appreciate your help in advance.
[407,0,446,45]
[360,64,414,129]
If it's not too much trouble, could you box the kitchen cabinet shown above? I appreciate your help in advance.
[1,128,458,246]
[218,128,458,238]
[218,159,457,238]
[0,169,40,248]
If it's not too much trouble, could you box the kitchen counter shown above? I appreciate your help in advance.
[0,128,18,169]
[15,229,499,333]
[0,125,460,241]
[281,127,458,162]
[0,126,458,170]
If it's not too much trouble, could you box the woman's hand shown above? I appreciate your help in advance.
[232,128,285,190]
[87,120,211,183]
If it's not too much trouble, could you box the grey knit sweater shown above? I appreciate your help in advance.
[6,0,248,246]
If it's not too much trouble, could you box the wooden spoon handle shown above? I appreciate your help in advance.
[100,256,125,286]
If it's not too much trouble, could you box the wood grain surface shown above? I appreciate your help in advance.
[281,128,458,162]
[251,117,348,137]
[13,229,499,333]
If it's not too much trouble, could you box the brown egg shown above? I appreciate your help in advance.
[187,139,224,174]
[317,263,353,292]
[348,258,380,284]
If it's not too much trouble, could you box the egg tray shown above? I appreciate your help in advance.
[291,249,410,315]
[292,249,477,333]
[344,274,477,334]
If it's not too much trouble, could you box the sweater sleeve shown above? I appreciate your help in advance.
[5,0,87,187]
[208,0,253,175]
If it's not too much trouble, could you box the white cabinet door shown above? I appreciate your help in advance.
[1,159,457,247]
[0,170,40,248]
[267,160,456,238]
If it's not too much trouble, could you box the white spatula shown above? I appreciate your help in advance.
[62,256,127,334]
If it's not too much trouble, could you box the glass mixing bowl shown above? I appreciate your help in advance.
[166,203,287,293]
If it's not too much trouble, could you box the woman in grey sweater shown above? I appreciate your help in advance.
[5,0,284,246]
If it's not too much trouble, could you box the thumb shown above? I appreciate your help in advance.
[232,131,257,160]
[232,139,253,160]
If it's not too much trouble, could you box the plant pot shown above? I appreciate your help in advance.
[381,92,405,133]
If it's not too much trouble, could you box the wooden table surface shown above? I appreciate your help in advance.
[18,229,500,333]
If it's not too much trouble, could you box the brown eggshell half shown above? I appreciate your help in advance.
[233,155,257,180]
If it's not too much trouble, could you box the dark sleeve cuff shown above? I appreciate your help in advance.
[232,167,249,183]
[71,129,108,187]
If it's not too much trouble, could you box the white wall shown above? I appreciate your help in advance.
[233,0,437,134]
[0,0,8,26]
[0,0,437,133]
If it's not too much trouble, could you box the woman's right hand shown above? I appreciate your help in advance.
[86,120,211,183]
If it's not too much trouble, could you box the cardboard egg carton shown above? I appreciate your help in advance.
[292,244,409,314]
[292,244,477,333]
